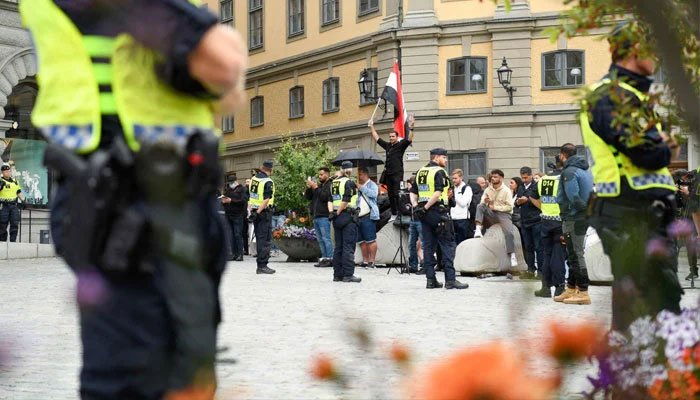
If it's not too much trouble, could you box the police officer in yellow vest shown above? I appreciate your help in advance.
[0,164,23,242]
[532,157,567,298]
[248,160,276,275]
[20,0,246,398]
[328,161,362,282]
[410,148,469,290]
[584,22,682,331]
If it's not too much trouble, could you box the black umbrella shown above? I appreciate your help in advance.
[331,149,384,168]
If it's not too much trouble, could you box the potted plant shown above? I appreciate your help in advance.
[271,135,336,262]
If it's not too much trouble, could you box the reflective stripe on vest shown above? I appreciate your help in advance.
[331,177,358,211]
[133,125,215,148]
[83,35,117,115]
[416,165,449,205]
[249,176,274,209]
[537,175,561,221]
[580,79,676,197]
[0,178,20,201]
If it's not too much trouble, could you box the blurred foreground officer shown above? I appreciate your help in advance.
[20,0,247,398]
[248,160,276,274]
[584,22,681,330]
[410,148,469,290]
[0,163,23,242]
[329,161,361,282]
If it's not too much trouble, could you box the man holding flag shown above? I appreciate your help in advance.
[370,61,414,217]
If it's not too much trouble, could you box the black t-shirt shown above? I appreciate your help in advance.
[305,179,332,218]
[377,138,412,175]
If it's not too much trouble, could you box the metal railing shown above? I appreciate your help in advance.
[14,206,51,244]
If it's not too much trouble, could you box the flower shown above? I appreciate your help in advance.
[389,342,411,365]
[547,320,606,364]
[667,219,694,238]
[310,354,338,381]
[408,342,557,400]
[299,217,307,223]
[646,238,670,258]
[76,269,109,307]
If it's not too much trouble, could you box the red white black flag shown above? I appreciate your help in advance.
[379,61,409,139]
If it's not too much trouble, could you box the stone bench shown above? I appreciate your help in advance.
[0,241,56,260]
[454,224,527,274]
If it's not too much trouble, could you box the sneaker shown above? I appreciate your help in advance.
[510,253,518,268]
[256,266,276,274]
[235,255,244,261]
[367,262,376,269]
[474,227,483,238]
[563,290,591,305]
[686,270,699,281]
[553,285,566,297]
[554,287,578,302]
[415,268,426,275]
[342,276,362,283]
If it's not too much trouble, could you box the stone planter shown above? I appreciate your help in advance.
[273,236,321,262]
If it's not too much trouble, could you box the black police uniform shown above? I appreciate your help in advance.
[531,170,567,293]
[411,153,468,289]
[0,174,21,242]
[330,176,359,281]
[587,65,682,330]
[43,3,228,398]
[251,170,275,273]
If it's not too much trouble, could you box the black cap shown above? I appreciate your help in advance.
[1,164,9,171]
[262,160,274,169]
[341,161,354,169]
[673,169,689,178]
[430,148,447,156]
[227,175,238,182]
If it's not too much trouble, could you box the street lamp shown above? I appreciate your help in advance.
[497,57,517,105]
[357,69,375,100]
[570,67,582,85]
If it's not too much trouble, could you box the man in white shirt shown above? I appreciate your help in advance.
[450,169,472,245]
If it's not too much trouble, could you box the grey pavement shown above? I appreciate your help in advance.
[1,255,699,399]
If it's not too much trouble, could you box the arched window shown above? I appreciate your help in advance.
[4,80,41,141]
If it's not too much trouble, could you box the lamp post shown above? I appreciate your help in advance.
[497,57,517,105]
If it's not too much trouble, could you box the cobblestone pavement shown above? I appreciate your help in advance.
[1,255,699,399]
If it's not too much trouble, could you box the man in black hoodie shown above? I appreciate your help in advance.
[223,175,249,261]
[516,167,543,279]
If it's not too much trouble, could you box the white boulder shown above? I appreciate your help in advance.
[454,224,527,273]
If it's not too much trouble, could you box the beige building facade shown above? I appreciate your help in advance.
[207,0,690,180]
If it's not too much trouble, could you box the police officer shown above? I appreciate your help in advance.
[585,22,682,330]
[0,163,23,242]
[532,157,567,298]
[21,1,245,397]
[410,148,469,290]
[329,161,361,283]
[249,160,276,275]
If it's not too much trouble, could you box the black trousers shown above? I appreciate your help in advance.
[540,219,566,287]
[385,173,402,216]
[589,196,683,331]
[254,210,272,268]
[421,209,457,282]
[332,212,358,278]
[453,218,469,246]
[0,202,20,242]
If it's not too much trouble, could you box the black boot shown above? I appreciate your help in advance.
[553,285,566,297]
[333,276,343,282]
[426,277,443,289]
[235,255,244,261]
[256,266,276,274]
[445,280,469,289]
[342,276,362,283]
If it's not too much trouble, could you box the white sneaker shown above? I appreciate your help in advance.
[510,253,518,267]
[474,227,483,238]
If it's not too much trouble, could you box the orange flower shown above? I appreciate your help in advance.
[390,342,411,365]
[547,320,606,364]
[310,354,337,381]
[285,218,290,224]
[299,217,307,223]
[683,348,693,365]
[408,342,557,400]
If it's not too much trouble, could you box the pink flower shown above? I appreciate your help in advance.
[667,219,694,238]
[645,238,670,258]
[76,270,109,307]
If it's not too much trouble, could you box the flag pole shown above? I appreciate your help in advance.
[368,101,381,125]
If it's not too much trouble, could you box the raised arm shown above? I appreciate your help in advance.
[369,119,380,142]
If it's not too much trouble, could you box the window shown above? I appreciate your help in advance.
[289,86,304,119]
[249,0,263,50]
[542,50,584,89]
[322,0,340,25]
[251,96,264,127]
[220,0,233,27]
[288,0,304,37]
[447,152,487,180]
[360,68,377,105]
[322,78,340,113]
[358,0,379,16]
[447,57,487,94]
[221,115,234,133]
[539,146,586,172]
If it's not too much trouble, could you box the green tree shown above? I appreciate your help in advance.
[273,136,336,217]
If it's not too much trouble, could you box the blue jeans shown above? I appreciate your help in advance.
[271,215,286,251]
[227,215,244,257]
[409,220,423,270]
[313,217,333,259]
[521,221,543,273]
[453,218,469,246]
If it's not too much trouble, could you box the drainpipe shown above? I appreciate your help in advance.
[397,0,403,73]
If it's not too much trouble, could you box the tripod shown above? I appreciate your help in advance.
[388,215,409,274]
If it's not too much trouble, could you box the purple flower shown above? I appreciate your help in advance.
[645,238,669,258]
[667,219,694,238]
[76,269,109,307]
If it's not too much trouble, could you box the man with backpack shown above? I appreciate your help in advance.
[450,169,472,245]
